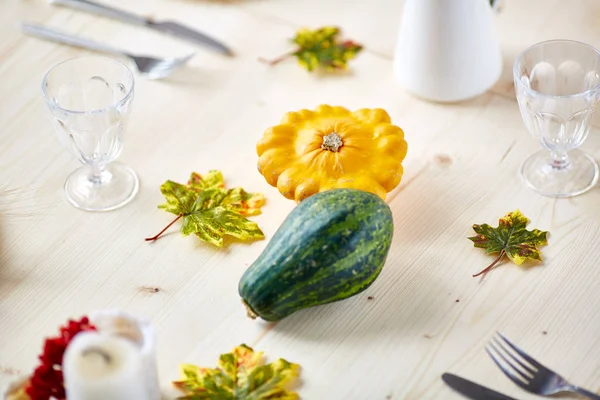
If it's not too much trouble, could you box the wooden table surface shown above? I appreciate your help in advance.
[2,0,600,399]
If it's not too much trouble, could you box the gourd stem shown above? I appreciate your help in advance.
[242,299,259,319]
[321,132,344,152]
[145,214,182,242]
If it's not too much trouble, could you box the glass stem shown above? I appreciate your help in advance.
[550,150,571,170]
[89,163,107,185]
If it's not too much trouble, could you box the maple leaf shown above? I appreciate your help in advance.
[469,210,549,277]
[260,26,363,72]
[187,170,226,191]
[146,171,266,247]
[173,344,301,400]
[3,377,31,400]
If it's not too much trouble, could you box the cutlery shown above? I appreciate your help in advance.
[442,373,518,400]
[49,0,233,56]
[486,332,600,399]
[22,23,194,80]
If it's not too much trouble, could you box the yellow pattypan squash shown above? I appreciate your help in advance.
[257,105,407,202]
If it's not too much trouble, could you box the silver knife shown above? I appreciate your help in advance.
[49,0,233,56]
[442,373,519,400]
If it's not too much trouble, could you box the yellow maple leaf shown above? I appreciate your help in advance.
[173,344,300,399]
[146,171,266,247]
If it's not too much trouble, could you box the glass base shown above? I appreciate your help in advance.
[64,162,139,211]
[521,149,599,197]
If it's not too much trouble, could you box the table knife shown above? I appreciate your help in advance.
[442,373,519,400]
[49,0,233,56]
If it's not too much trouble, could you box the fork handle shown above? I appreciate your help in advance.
[572,387,600,400]
[49,0,149,27]
[567,386,600,400]
[21,23,127,57]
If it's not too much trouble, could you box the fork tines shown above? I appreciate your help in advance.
[485,332,544,389]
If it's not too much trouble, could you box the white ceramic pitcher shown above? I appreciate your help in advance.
[393,0,502,102]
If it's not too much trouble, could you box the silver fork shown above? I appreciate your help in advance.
[21,22,194,79]
[486,332,600,399]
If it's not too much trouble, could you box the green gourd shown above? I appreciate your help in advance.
[239,188,394,321]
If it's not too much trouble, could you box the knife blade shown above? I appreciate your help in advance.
[49,0,234,56]
[146,20,232,56]
[442,373,519,400]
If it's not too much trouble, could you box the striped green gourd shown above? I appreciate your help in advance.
[238,188,394,321]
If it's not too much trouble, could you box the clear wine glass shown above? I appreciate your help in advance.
[514,40,600,197]
[42,56,139,211]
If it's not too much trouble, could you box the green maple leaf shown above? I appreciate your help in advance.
[187,170,226,191]
[146,171,265,247]
[292,26,362,71]
[261,26,363,72]
[469,210,549,277]
[173,344,300,400]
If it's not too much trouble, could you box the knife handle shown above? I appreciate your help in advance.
[21,22,126,57]
[49,0,148,27]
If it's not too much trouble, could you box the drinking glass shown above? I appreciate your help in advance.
[514,40,600,197]
[42,56,138,211]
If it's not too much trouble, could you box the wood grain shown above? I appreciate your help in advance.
[2,0,600,399]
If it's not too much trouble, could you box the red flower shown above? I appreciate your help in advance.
[39,338,67,366]
[25,316,96,400]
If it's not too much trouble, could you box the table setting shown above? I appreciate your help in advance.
[1,0,600,399]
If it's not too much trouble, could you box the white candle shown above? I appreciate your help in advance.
[63,332,150,400]
[63,311,160,400]
[90,310,160,399]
